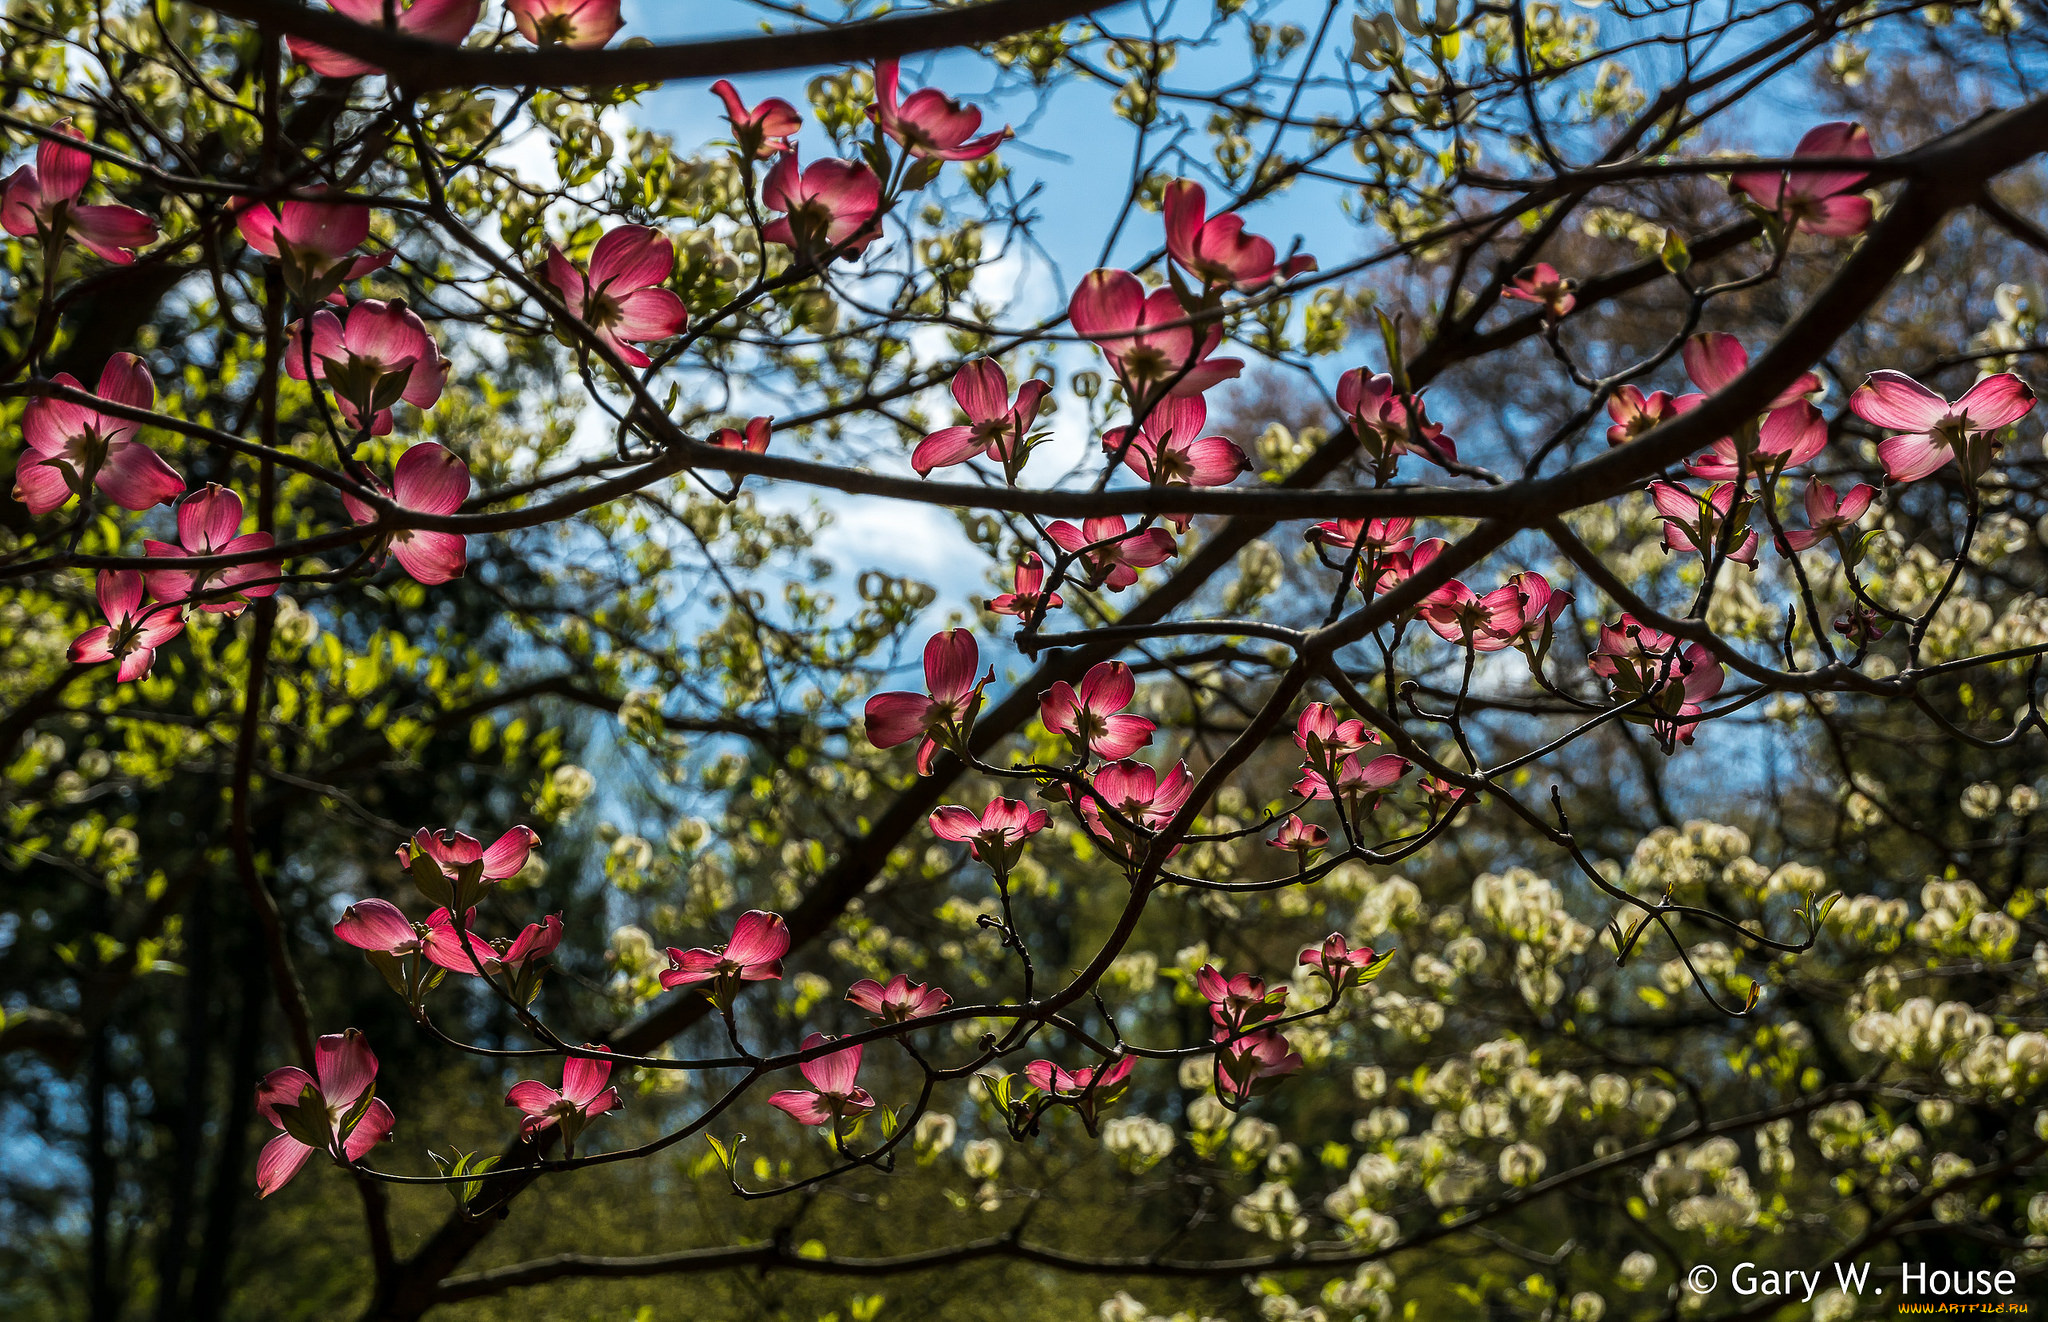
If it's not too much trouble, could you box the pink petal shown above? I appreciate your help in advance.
[480,825,539,879]
[1758,401,1827,466]
[1955,373,2036,430]
[402,0,483,45]
[70,205,158,262]
[929,805,989,844]
[1789,121,1872,195]
[911,425,984,475]
[97,569,145,624]
[1094,714,1155,760]
[864,691,934,748]
[1162,178,1206,268]
[1851,371,1951,432]
[1077,660,1135,714]
[768,1089,833,1125]
[392,529,467,585]
[113,645,158,683]
[951,358,1009,422]
[95,440,185,511]
[1070,269,1143,340]
[588,225,674,290]
[341,1097,395,1161]
[279,196,372,258]
[543,247,588,310]
[797,1032,862,1095]
[95,352,155,411]
[724,910,790,966]
[1801,194,1872,237]
[35,126,90,203]
[14,452,76,515]
[391,442,470,515]
[506,1080,564,1118]
[1682,333,1748,395]
[334,898,417,952]
[562,1049,614,1107]
[179,484,246,552]
[313,1030,378,1110]
[255,1133,314,1197]
[344,300,431,366]
[610,287,688,341]
[1877,432,1951,483]
[255,1066,317,1126]
[922,629,979,702]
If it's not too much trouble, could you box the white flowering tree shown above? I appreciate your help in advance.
[4,2,2048,1320]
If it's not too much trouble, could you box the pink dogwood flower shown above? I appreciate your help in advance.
[1267,814,1328,860]
[288,0,481,79]
[1294,702,1378,765]
[143,485,279,616]
[1069,268,1244,400]
[1650,480,1759,568]
[929,796,1050,875]
[286,299,448,435]
[1778,480,1877,552]
[1044,515,1176,592]
[868,60,1010,161]
[1587,615,1726,746]
[660,910,790,1004]
[1502,262,1576,322]
[332,898,498,986]
[68,571,184,682]
[710,416,772,454]
[508,0,621,48]
[1040,661,1155,761]
[1026,1055,1135,1131]
[1213,1028,1302,1106]
[770,1033,876,1126]
[2,119,157,264]
[544,225,689,369]
[1101,393,1248,527]
[711,80,801,159]
[507,1048,620,1154]
[1418,776,1469,814]
[1292,751,1410,813]
[1365,537,1447,597]
[1834,606,1889,645]
[254,1029,395,1196]
[1500,570,1571,654]
[397,824,540,910]
[1418,578,1532,652]
[1730,121,1874,237]
[846,974,952,1024]
[987,553,1063,618]
[1307,517,1414,556]
[1849,369,2037,484]
[912,358,1050,477]
[1336,368,1457,472]
[1195,965,1289,1033]
[1605,385,1696,447]
[498,914,566,1004]
[15,353,182,516]
[1685,401,1828,480]
[760,154,882,258]
[235,193,392,302]
[1161,178,1314,291]
[1299,934,1383,995]
[340,442,472,586]
[1079,758,1194,855]
[864,629,992,774]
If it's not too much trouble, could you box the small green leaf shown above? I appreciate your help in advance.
[1659,227,1691,274]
